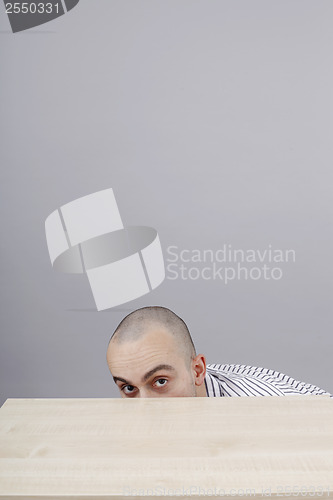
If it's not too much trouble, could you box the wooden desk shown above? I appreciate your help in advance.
[0,396,332,499]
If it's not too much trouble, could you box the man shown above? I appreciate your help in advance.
[106,306,332,398]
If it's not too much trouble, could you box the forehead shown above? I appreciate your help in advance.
[107,326,183,377]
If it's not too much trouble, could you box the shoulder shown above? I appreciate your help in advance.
[206,363,332,397]
[206,363,273,376]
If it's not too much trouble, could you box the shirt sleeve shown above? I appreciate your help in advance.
[236,364,333,398]
[266,369,333,398]
[208,364,333,398]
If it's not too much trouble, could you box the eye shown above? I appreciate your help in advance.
[154,378,168,388]
[122,384,137,395]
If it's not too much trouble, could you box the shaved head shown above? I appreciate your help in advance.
[108,306,196,369]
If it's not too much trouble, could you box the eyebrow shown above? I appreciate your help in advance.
[113,364,176,386]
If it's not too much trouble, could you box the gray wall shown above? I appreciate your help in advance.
[1,0,332,407]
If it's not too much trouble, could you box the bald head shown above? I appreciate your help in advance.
[106,306,207,398]
[108,306,196,369]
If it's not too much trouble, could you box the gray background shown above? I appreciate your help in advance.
[0,0,332,407]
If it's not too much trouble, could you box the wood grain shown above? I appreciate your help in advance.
[0,395,332,499]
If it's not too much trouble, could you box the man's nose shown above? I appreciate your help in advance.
[138,388,159,398]
[138,388,150,398]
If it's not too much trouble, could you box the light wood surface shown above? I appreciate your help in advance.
[0,395,332,499]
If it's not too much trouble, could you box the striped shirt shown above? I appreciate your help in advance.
[204,363,333,398]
